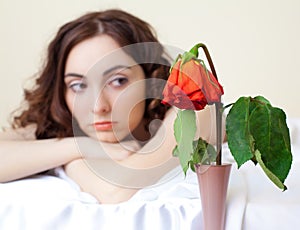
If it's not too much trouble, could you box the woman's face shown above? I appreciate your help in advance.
[64,35,146,143]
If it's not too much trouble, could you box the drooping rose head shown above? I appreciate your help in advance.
[162,53,224,111]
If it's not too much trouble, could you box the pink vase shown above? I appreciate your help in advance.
[195,164,232,230]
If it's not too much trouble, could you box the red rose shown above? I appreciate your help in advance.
[162,58,224,110]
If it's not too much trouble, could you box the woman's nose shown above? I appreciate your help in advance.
[92,91,111,114]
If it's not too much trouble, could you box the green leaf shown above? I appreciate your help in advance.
[173,109,197,174]
[254,150,287,191]
[226,95,292,190]
[193,138,217,165]
[249,100,292,184]
[253,95,271,105]
[226,97,254,167]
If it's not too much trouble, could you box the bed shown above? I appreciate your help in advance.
[1,118,299,230]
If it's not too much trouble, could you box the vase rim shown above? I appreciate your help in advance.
[195,163,232,168]
[195,163,232,174]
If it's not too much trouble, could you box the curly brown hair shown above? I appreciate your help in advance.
[12,9,171,139]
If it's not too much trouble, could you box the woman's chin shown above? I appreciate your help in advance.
[93,133,124,143]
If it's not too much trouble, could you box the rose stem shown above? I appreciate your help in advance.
[196,43,223,165]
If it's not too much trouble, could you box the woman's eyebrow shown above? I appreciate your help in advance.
[102,65,131,76]
[64,73,85,78]
[64,65,131,79]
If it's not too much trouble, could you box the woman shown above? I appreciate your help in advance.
[0,9,216,203]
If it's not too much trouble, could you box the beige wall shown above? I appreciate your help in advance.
[1,0,299,128]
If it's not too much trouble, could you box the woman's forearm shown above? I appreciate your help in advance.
[0,133,136,183]
[0,138,79,182]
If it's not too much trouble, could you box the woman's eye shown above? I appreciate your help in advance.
[109,76,129,88]
[68,82,87,92]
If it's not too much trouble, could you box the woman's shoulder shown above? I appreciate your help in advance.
[0,124,36,141]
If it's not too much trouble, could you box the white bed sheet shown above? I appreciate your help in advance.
[0,166,205,230]
[0,118,299,230]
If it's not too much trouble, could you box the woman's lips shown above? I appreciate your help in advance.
[93,121,116,131]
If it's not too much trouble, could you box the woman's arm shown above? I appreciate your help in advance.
[0,126,80,182]
[0,126,134,183]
